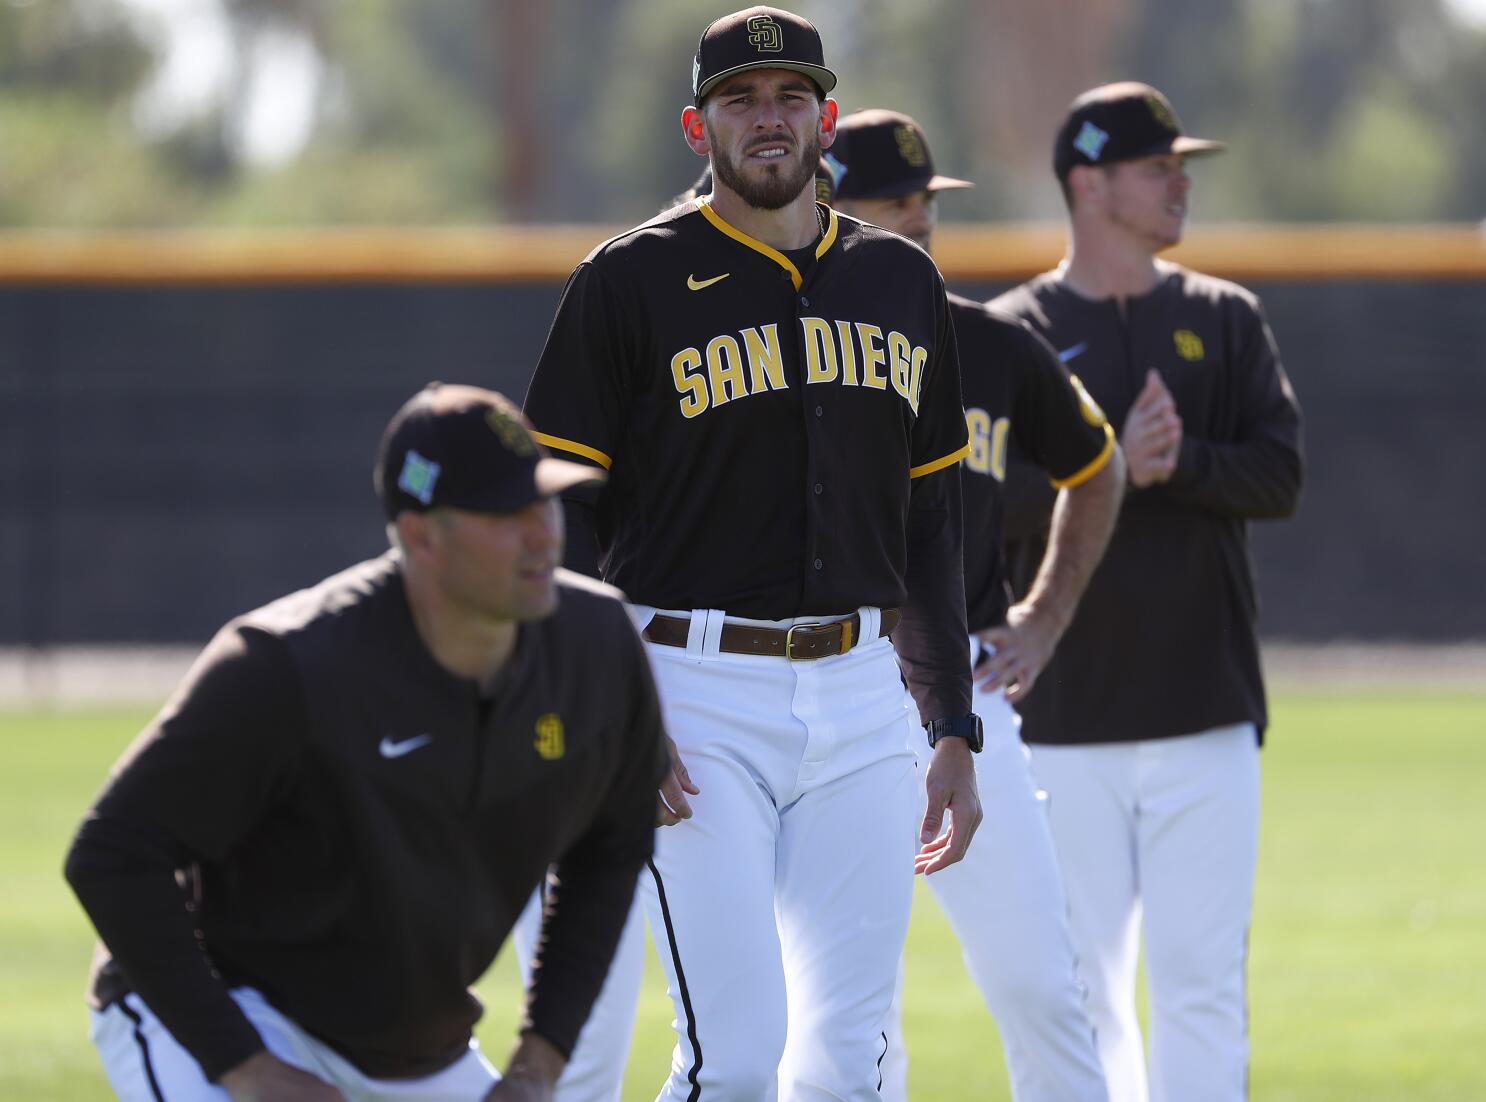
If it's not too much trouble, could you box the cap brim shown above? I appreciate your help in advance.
[696,62,837,102]
[837,174,975,200]
[535,456,606,497]
[1171,137,1226,157]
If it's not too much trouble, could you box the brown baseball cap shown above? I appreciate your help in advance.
[1054,82,1225,181]
[375,384,603,520]
[692,6,837,103]
[829,109,973,200]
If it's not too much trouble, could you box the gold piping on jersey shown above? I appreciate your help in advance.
[531,431,613,471]
[697,195,838,293]
[1050,423,1115,489]
[910,442,971,479]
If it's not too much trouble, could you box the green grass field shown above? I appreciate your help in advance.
[3,692,1484,1100]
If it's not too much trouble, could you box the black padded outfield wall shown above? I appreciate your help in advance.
[2,277,1483,645]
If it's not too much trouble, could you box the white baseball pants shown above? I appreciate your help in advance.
[635,608,919,1102]
[1028,724,1260,1102]
[90,986,499,1101]
[511,881,649,1102]
[881,665,1108,1102]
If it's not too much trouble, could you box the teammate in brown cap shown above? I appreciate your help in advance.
[525,7,982,1099]
[992,83,1304,1102]
[833,106,1123,1102]
[66,383,669,1102]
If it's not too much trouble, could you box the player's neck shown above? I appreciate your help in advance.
[707,182,820,251]
[403,577,519,687]
[1062,229,1162,302]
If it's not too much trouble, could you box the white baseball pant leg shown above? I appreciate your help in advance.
[1028,724,1260,1102]
[91,986,498,1101]
[636,609,918,1102]
[512,881,648,1102]
[880,669,1107,1102]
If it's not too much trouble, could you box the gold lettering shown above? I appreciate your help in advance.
[965,409,991,473]
[990,417,1010,481]
[671,348,708,418]
[742,324,787,392]
[908,345,928,413]
[964,410,1009,480]
[801,318,838,384]
[888,331,913,402]
[856,323,887,390]
[706,335,748,405]
[835,320,859,385]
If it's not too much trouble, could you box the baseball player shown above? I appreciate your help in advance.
[523,8,983,1098]
[991,83,1304,1102]
[505,147,847,1102]
[66,384,669,1102]
[831,108,1124,1102]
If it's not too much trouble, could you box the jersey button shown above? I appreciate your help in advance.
[814,482,823,494]
[813,558,824,570]
[800,295,809,307]
[814,405,824,417]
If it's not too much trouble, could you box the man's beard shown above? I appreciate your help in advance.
[709,126,822,211]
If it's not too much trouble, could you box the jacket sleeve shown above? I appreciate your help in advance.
[63,626,306,1081]
[1160,300,1304,519]
[895,283,973,726]
[520,611,667,1057]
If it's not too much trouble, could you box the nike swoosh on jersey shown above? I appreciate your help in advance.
[687,272,730,291]
[378,733,435,759]
[1058,342,1089,363]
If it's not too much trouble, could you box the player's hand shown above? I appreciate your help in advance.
[657,736,700,826]
[485,1033,564,1101]
[916,737,982,875]
[220,1050,345,1101]
[975,602,1058,703]
[1121,369,1182,487]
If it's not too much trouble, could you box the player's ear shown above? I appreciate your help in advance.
[1068,164,1103,209]
[682,106,709,155]
[818,98,838,150]
[395,510,440,563]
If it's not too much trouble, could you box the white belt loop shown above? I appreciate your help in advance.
[686,608,727,659]
[857,606,881,647]
[701,609,727,657]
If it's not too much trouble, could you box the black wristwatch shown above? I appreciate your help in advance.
[925,714,984,753]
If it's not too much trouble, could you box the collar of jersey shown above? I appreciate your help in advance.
[697,195,838,292]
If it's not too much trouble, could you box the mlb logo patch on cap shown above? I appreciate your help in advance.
[397,450,441,505]
[1073,121,1110,161]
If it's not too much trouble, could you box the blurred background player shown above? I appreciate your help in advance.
[832,107,1124,1102]
[65,384,668,1102]
[524,8,984,1097]
[992,83,1304,1102]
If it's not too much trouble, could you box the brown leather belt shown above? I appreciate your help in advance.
[643,609,900,661]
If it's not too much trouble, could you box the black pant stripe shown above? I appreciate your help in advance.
[116,998,167,1102]
[877,1029,888,1093]
[648,857,704,1102]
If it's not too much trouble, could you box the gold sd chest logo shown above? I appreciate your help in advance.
[534,714,565,760]
[1173,329,1205,363]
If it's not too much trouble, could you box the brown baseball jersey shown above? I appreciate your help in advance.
[65,555,668,1080]
[950,293,1114,633]
[992,263,1304,744]
[525,198,972,722]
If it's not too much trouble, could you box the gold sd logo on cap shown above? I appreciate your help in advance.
[1146,94,1179,132]
[747,14,782,52]
[894,125,928,168]
[486,407,537,456]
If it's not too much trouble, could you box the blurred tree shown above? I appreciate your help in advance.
[0,0,192,226]
[1,0,1483,226]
